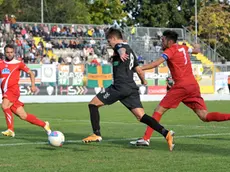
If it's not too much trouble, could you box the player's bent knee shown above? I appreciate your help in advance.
[197,114,208,122]
[14,107,27,120]
[195,110,208,122]
[200,116,208,122]
[135,115,142,121]
[89,96,104,107]
[1,102,11,110]
[17,113,27,120]
[88,104,98,109]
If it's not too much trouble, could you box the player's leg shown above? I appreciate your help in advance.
[82,96,104,143]
[121,90,175,151]
[11,101,51,135]
[130,86,186,146]
[82,85,120,143]
[193,106,230,122]
[141,105,169,142]
[1,98,15,137]
[182,84,230,122]
[131,108,174,151]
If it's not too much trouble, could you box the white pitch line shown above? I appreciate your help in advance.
[37,118,229,129]
[0,132,230,147]
[0,116,228,128]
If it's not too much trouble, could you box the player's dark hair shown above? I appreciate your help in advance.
[4,44,14,52]
[106,27,123,40]
[163,30,178,43]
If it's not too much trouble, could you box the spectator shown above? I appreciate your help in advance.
[10,15,17,29]
[58,56,65,64]
[42,55,51,64]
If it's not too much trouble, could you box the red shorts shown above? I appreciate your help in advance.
[159,84,207,110]
[2,89,24,111]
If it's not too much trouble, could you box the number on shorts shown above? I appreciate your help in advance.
[178,48,188,65]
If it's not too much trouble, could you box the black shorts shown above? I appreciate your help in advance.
[96,85,143,110]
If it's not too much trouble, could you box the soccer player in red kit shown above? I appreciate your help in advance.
[130,30,230,146]
[0,44,51,137]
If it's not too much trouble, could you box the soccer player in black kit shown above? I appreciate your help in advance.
[82,28,175,151]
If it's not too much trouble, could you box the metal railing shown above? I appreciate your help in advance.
[183,26,224,62]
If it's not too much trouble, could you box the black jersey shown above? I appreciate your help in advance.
[112,43,139,88]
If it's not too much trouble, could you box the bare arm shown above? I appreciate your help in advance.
[141,57,165,71]
[189,44,201,54]
[191,48,200,54]
[27,70,36,92]
[117,48,128,61]
[135,66,147,85]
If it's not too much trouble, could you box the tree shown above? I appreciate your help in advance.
[87,0,126,25]
[0,0,20,21]
[44,0,91,24]
[192,4,230,59]
[123,0,195,27]
[0,0,91,24]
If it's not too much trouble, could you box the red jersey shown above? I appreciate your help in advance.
[0,59,30,94]
[162,44,197,85]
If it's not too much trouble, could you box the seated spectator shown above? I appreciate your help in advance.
[58,56,65,64]
[10,15,17,29]
[29,50,35,63]
[23,56,30,64]
[87,27,94,37]
[42,55,51,64]
[32,23,39,36]
[73,56,81,65]
[138,55,144,64]
[65,56,72,65]
[91,57,100,66]
[50,56,56,64]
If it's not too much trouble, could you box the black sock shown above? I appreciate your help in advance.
[88,104,101,136]
[140,114,168,138]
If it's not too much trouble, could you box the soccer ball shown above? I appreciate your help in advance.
[48,131,65,147]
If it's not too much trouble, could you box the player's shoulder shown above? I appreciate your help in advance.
[3,59,22,65]
[115,42,129,49]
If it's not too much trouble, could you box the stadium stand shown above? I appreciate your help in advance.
[0,19,221,66]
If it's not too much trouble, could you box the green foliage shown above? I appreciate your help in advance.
[87,0,126,25]
[191,4,230,59]
[0,0,4,5]
[44,0,91,24]
[124,0,194,28]
[0,0,20,20]
[0,0,124,24]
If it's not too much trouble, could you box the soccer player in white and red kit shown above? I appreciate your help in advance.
[0,44,51,137]
[130,30,230,146]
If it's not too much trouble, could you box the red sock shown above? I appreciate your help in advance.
[25,114,46,127]
[3,108,14,131]
[143,112,162,140]
[206,112,230,122]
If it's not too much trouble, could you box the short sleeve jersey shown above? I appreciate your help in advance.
[112,43,139,88]
[0,59,30,93]
[161,44,197,85]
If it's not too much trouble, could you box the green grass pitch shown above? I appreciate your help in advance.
[0,101,230,172]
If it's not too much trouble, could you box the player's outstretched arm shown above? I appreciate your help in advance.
[27,70,36,92]
[189,44,201,54]
[135,66,147,85]
[141,57,165,71]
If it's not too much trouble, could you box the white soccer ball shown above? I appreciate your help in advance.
[48,131,65,147]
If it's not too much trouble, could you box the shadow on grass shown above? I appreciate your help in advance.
[2,127,230,157]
